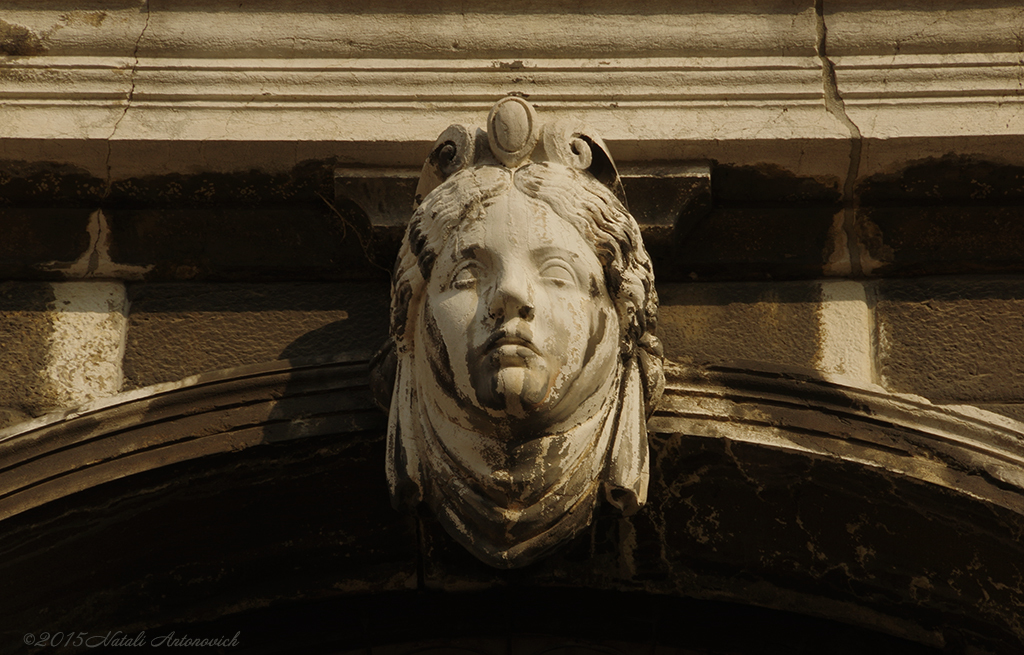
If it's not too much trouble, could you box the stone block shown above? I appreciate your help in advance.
[875,277,1024,403]
[859,206,1024,277]
[658,281,822,369]
[0,282,54,427]
[856,157,1024,276]
[123,282,391,389]
[0,208,93,279]
[106,205,387,281]
[666,206,837,281]
[45,282,128,408]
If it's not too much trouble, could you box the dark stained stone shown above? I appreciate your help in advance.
[859,155,1024,205]
[856,156,1024,277]
[666,206,838,281]
[639,433,1024,652]
[105,205,386,282]
[712,163,842,206]
[858,206,1024,277]
[0,208,93,280]
[0,431,417,646]
[0,160,104,206]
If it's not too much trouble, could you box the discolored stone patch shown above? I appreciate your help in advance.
[856,156,1024,277]
[105,205,382,282]
[0,208,93,280]
[0,20,46,57]
[668,206,837,281]
[858,206,1024,277]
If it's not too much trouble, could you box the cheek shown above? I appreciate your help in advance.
[430,286,491,390]
[434,290,484,345]
[541,289,596,363]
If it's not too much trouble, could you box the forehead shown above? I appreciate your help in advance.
[448,187,594,255]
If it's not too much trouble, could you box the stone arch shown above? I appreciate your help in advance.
[1,356,1021,653]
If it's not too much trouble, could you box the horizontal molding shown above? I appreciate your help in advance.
[2,3,1021,179]
[835,53,1024,103]
[8,53,1022,107]
[1,3,818,60]
[1,56,824,105]
[2,55,1019,142]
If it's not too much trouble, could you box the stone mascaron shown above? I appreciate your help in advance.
[372,97,664,568]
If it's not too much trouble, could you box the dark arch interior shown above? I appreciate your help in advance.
[161,588,943,655]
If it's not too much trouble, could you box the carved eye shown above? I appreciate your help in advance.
[540,261,578,288]
[449,262,482,290]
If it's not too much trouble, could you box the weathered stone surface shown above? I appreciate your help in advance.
[658,281,821,368]
[0,208,93,279]
[0,282,128,427]
[858,206,1024,277]
[667,206,837,281]
[875,277,1024,403]
[816,280,874,384]
[642,434,1024,652]
[381,98,663,569]
[123,282,390,389]
[855,157,1024,276]
[0,282,54,427]
[43,282,128,410]
[106,206,383,282]
[975,403,1024,425]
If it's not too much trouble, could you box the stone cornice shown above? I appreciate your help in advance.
[2,2,1022,181]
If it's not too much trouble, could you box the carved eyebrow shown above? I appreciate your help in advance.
[530,245,578,261]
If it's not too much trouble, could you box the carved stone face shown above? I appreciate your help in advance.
[379,102,664,568]
[422,187,618,426]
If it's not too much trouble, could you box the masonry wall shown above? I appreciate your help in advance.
[3,272,1023,431]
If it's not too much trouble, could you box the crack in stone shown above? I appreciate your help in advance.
[816,0,864,278]
[104,1,151,198]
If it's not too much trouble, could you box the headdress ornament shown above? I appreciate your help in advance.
[414,96,626,209]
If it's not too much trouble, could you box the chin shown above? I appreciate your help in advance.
[474,366,553,417]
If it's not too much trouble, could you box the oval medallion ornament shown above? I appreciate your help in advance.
[487,96,539,168]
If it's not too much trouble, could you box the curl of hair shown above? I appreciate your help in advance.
[387,162,664,416]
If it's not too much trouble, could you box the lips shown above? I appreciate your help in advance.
[485,331,541,356]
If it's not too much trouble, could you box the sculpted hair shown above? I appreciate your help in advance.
[386,162,664,416]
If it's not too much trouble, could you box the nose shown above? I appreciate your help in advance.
[490,267,535,322]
